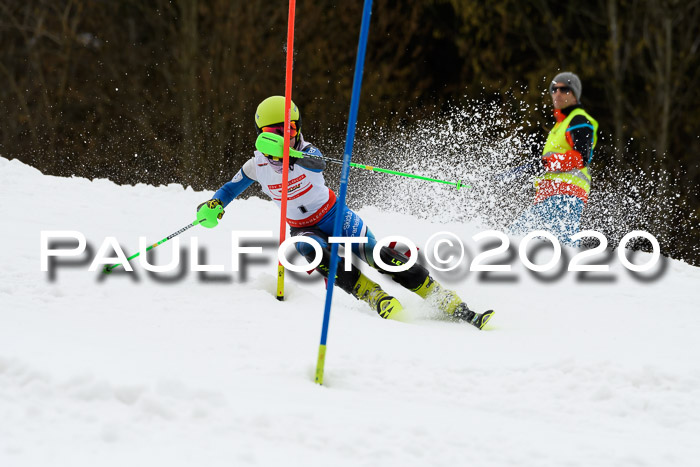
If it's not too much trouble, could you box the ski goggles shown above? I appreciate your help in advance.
[261,121,298,137]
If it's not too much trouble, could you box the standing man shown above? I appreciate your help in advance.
[511,72,598,245]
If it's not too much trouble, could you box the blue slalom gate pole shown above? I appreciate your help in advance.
[315,0,373,385]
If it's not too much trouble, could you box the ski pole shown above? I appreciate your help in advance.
[102,219,201,274]
[256,132,470,190]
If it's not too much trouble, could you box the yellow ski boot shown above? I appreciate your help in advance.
[412,276,494,329]
[352,273,403,320]
[412,276,463,314]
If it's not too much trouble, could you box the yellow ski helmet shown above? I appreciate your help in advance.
[254,96,301,134]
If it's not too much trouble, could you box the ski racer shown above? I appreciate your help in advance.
[196,96,493,329]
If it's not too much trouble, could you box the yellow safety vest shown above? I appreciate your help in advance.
[536,108,598,194]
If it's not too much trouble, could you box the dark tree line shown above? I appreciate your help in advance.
[1,0,698,263]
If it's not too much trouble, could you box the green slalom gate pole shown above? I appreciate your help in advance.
[102,219,201,274]
[256,132,470,190]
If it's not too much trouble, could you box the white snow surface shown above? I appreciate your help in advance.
[1,156,699,466]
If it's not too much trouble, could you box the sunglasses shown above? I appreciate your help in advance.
[551,86,572,95]
[261,121,298,137]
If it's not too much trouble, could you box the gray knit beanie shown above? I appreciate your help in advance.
[549,72,582,101]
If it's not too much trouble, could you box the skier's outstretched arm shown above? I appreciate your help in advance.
[196,158,258,227]
[212,158,258,206]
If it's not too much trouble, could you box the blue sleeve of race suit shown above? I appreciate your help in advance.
[213,169,255,207]
[296,145,326,172]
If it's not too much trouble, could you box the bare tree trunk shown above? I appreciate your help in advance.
[607,0,625,158]
[177,0,200,183]
[657,15,672,160]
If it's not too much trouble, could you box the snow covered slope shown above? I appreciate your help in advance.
[1,156,699,467]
